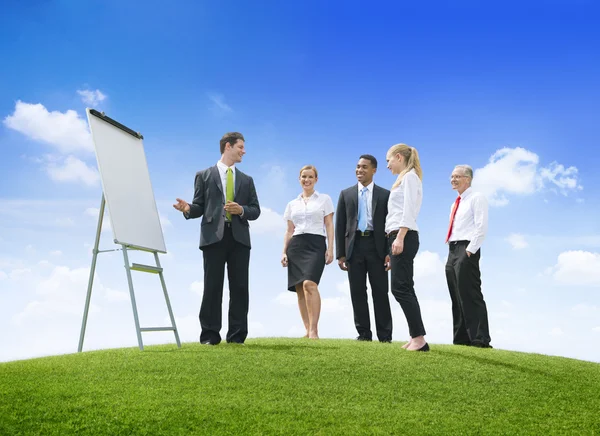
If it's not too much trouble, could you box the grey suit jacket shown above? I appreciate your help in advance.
[186,165,260,249]
[335,183,390,261]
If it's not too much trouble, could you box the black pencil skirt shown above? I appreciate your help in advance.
[286,233,326,292]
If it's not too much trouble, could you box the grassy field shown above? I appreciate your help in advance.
[1,338,599,435]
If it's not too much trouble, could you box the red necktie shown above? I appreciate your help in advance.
[445,196,461,243]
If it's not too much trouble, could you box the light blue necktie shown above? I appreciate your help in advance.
[358,186,368,232]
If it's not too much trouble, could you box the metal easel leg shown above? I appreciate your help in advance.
[122,245,144,350]
[154,252,181,348]
[78,194,105,352]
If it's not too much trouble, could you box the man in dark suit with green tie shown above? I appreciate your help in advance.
[174,132,261,345]
[335,155,393,342]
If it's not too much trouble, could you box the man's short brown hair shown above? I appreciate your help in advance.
[220,132,245,154]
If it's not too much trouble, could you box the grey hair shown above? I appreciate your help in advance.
[454,164,473,179]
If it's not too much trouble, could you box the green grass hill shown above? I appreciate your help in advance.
[1,339,599,435]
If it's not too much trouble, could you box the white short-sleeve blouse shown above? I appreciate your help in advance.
[284,191,334,237]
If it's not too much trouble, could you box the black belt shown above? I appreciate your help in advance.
[225,221,232,228]
[386,229,417,239]
[356,230,373,237]
[448,240,469,246]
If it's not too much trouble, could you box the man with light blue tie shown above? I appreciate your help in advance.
[335,155,393,342]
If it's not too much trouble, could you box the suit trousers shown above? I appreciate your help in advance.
[388,230,426,338]
[200,225,250,344]
[347,235,393,341]
[445,241,491,346]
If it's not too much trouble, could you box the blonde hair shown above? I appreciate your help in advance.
[387,144,423,189]
[299,165,318,178]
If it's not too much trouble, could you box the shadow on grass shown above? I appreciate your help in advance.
[141,342,342,354]
[435,348,557,379]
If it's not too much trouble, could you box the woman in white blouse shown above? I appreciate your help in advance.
[282,165,335,339]
[385,144,429,352]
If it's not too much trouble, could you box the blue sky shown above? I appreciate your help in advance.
[1,1,599,363]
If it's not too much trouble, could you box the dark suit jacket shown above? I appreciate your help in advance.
[186,165,260,249]
[335,183,390,261]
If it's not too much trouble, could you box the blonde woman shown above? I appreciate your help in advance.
[282,165,335,339]
[384,144,429,351]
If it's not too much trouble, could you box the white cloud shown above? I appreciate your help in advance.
[336,279,350,296]
[104,288,129,302]
[248,321,266,337]
[413,251,447,298]
[50,250,62,257]
[46,155,100,187]
[548,251,600,286]
[506,233,528,250]
[0,271,7,281]
[77,89,107,107]
[321,296,349,313]
[190,281,204,296]
[9,268,32,280]
[472,147,581,206]
[11,265,125,325]
[414,251,445,279]
[539,162,582,193]
[593,327,600,333]
[85,207,99,217]
[256,165,289,208]
[160,214,172,228]
[55,217,75,228]
[550,327,564,337]
[3,100,93,154]
[571,304,598,317]
[13,266,93,325]
[208,93,232,114]
[250,207,286,235]
[274,291,297,306]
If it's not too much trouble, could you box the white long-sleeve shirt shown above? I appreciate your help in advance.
[385,169,422,234]
[447,187,488,254]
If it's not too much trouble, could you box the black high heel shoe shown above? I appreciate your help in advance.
[416,343,430,352]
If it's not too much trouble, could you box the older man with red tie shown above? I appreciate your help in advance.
[445,164,492,348]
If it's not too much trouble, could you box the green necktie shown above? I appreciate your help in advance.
[226,168,234,220]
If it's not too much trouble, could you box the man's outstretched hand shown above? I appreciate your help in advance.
[173,198,190,213]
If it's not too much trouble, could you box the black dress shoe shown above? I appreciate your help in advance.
[201,340,217,345]
[379,338,392,343]
[472,343,493,349]
[356,336,372,341]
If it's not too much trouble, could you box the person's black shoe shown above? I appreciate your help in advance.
[356,336,372,341]
[200,335,220,345]
[416,343,430,352]
[379,338,392,343]
[471,343,493,349]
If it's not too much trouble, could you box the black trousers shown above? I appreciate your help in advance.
[347,234,393,341]
[200,225,250,344]
[388,230,426,338]
[445,241,491,346]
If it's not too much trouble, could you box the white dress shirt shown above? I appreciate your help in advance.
[216,160,243,219]
[357,181,374,231]
[216,160,236,199]
[284,191,334,237]
[447,187,488,254]
[385,169,422,234]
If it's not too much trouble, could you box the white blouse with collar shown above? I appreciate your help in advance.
[284,191,334,237]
